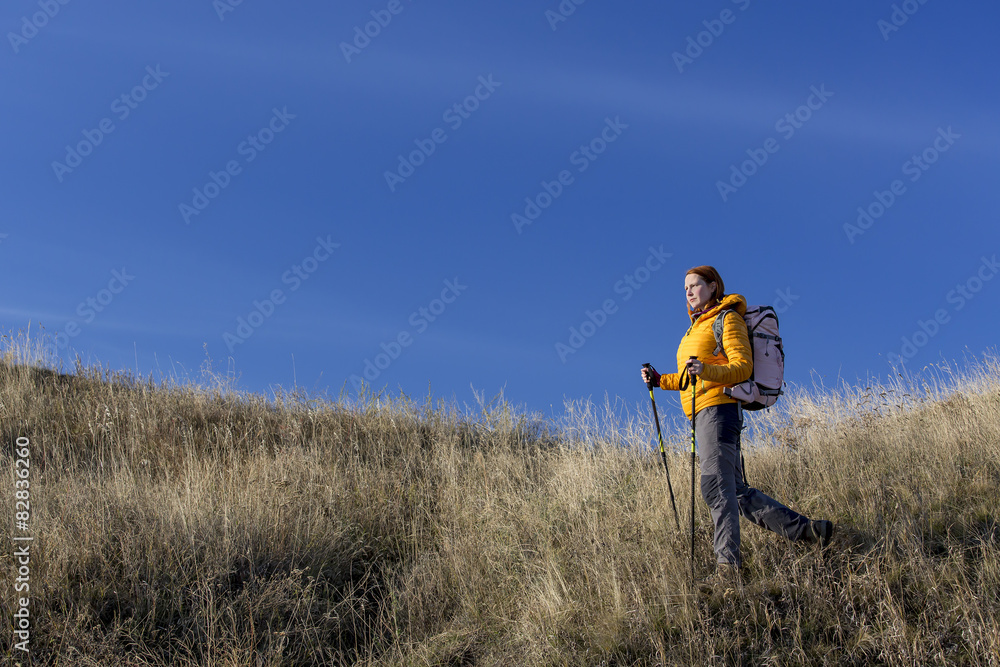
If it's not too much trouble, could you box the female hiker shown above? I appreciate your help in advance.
[640,265,833,577]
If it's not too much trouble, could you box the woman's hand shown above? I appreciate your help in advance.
[686,358,704,376]
[641,367,660,387]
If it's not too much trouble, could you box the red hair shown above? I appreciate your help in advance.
[686,265,725,304]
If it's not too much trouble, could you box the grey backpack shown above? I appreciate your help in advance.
[712,305,784,410]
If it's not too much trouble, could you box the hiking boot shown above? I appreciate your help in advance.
[803,519,834,547]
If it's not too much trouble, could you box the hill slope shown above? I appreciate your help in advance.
[2,339,1000,665]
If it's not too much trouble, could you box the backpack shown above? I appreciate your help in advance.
[711,305,784,410]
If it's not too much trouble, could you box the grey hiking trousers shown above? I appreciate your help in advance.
[697,402,812,566]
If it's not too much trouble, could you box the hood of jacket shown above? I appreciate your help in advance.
[688,293,747,325]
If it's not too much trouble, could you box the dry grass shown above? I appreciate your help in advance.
[2,329,999,666]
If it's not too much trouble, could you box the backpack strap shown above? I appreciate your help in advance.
[712,309,735,357]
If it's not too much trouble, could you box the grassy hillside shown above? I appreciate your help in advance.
[2,332,1000,666]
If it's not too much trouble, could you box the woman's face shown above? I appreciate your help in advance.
[685,274,716,311]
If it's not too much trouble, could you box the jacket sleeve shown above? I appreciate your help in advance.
[697,312,753,386]
[658,372,680,391]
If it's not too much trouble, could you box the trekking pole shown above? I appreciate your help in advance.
[680,356,698,583]
[642,363,681,531]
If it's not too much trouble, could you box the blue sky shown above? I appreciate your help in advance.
[3,0,998,422]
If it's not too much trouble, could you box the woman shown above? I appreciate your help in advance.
[640,265,833,576]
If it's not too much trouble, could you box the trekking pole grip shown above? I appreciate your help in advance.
[642,362,655,390]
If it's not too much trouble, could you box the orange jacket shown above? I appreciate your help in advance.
[659,293,753,419]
